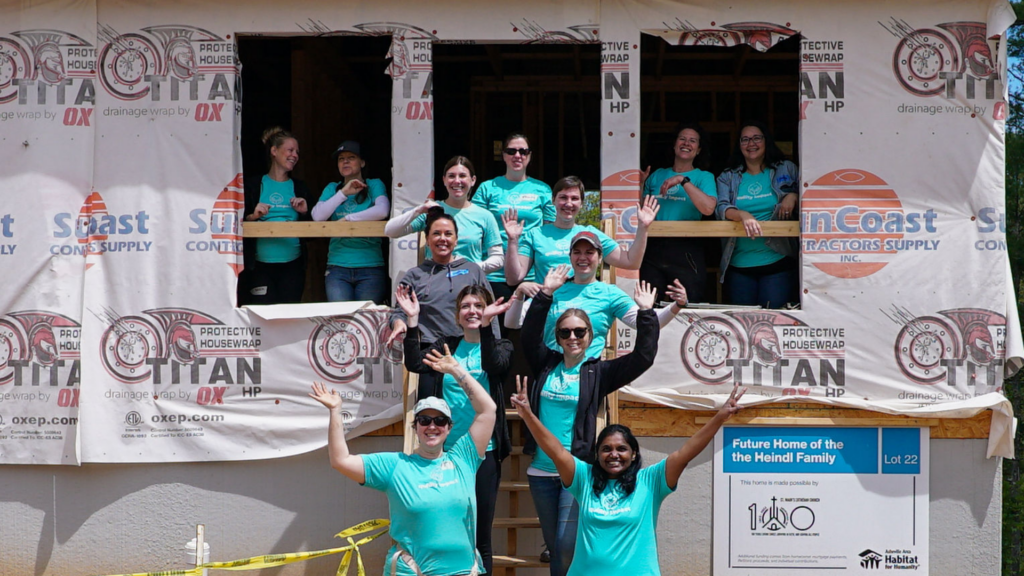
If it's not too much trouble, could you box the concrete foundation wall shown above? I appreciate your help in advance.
[0,438,1000,575]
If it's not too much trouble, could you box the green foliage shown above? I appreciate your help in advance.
[577,188,603,228]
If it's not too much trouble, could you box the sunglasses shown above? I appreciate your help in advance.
[557,327,590,339]
[415,415,451,427]
[504,148,531,156]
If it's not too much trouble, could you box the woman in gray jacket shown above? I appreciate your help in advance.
[715,121,800,308]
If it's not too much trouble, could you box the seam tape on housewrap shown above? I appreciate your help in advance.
[96,518,390,576]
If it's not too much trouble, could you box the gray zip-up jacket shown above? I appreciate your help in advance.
[390,258,497,342]
[715,160,800,282]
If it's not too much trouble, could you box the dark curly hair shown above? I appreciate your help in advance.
[591,424,642,498]
[725,120,787,173]
[425,206,459,236]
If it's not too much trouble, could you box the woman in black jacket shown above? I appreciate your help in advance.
[400,284,514,576]
[520,266,670,576]
[242,126,313,304]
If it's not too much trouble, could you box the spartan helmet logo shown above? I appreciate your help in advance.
[963,37,994,78]
[165,37,196,80]
[964,322,995,364]
[749,324,782,365]
[167,321,199,364]
[29,324,59,366]
[34,41,65,83]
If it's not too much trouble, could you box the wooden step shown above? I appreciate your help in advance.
[492,517,541,529]
[510,446,524,456]
[499,481,530,491]
[493,555,546,568]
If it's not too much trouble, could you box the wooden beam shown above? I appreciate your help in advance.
[242,221,387,238]
[647,221,799,237]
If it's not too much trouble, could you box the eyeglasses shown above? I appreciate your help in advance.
[504,148,531,156]
[739,135,765,145]
[415,415,451,427]
[557,327,589,339]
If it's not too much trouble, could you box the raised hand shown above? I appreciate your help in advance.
[395,284,420,320]
[509,375,533,418]
[515,281,542,299]
[309,381,342,410]
[502,208,524,241]
[424,343,460,375]
[636,195,660,229]
[541,264,570,296]
[341,179,368,197]
[665,279,689,308]
[385,319,407,348]
[633,280,657,310]
[414,200,441,215]
[718,384,746,419]
[481,296,514,324]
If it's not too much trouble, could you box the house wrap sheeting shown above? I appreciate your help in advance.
[0,0,1019,464]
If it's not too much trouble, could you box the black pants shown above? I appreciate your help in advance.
[477,450,502,576]
[640,238,706,304]
[249,258,305,304]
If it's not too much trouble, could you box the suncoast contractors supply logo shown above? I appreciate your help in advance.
[802,169,938,279]
[880,19,1003,118]
[94,308,261,396]
[884,305,1005,389]
[186,174,244,276]
[599,169,640,280]
[0,28,96,119]
[95,24,236,121]
[679,311,846,393]
[0,312,81,395]
[51,191,152,269]
[307,310,402,388]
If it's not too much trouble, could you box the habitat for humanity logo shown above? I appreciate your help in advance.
[307,310,401,389]
[0,311,81,394]
[186,174,244,275]
[858,548,920,571]
[51,192,152,269]
[859,549,883,569]
[802,169,938,279]
[94,307,261,397]
[885,306,1005,389]
[0,28,96,122]
[679,311,846,393]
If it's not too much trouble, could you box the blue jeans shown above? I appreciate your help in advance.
[724,259,797,309]
[325,265,389,305]
[528,474,578,576]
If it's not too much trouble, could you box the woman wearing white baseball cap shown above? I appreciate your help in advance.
[310,343,496,576]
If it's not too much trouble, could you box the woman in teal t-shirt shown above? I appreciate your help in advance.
[715,121,800,309]
[309,341,498,576]
[243,126,312,305]
[511,382,745,576]
[385,156,503,274]
[640,121,717,303]
[311,140,390,304]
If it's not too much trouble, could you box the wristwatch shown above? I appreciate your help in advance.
[680,176,691,186]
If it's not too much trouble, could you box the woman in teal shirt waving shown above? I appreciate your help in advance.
[511,381,745,576]
[310,341,498,576]
[243,126,312,304]
[716,121,800,308]
[311,140,391,304]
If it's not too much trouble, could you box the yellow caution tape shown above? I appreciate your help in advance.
[96,518,390,576]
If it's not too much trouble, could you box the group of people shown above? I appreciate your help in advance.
[301,129,772,576]
[244,121,800,310]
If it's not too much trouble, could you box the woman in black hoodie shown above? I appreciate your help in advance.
[400,284,514,576]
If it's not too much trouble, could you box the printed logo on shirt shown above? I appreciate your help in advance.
[592,486,631,516]
[555,239,571,251]
[268,192,286,207]
[419,459,459,489]
[743,181,765,198]
[448,269,469,278]
[547,372,578,394]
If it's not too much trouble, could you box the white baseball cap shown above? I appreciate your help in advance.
[413,396,452,419]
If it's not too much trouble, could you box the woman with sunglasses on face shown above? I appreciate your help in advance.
[472,133,556,305]
[400,285,514,576]
[517,271,661,576]
[716,121,800,309]
[387,208,497,349]
[309,342,498,576]
[310,141,390,304]
[510,382,745,576]
[639,121,718,304]
[243,126,312,304]
[502,175,659,298]
[385,156,504,274]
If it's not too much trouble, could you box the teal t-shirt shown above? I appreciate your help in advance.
[412,202,502,266]
[643,167,717,222]
[732,171,785,268]
[545,282,635,358]
[532,362,582,473]
[471,176,555,282]
[362,434,483,576]
[440,339,495,453]
[520,224,619,283]
[255,175,301,263]
[319,178,387,268]
[566,458,675,576]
